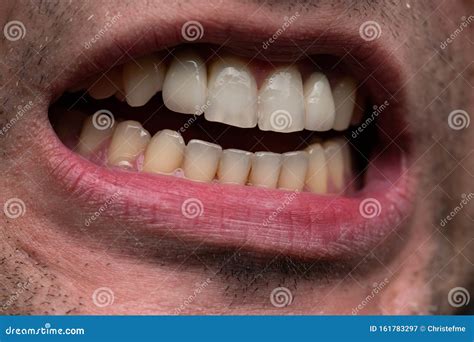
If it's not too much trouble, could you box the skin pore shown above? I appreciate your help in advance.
[0,0,473,314]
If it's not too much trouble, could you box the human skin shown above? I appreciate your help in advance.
[0,0,473,315]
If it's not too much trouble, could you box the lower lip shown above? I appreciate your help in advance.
[43,115,414,260]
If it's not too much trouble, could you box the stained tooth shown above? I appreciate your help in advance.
[258,66,305,133]
[249,152,282,188]
[323,139,349,193]
[332,76,357,131]
[143,130,185,174]
[183,140,222,182]
[108,120,151,168]
[278,151,309,191]
[162,50,207,114]
[305,144,328,194]
[303,73,336,131]
[205,57,257,128]
[123,55,166,107]
[217,149,252,185]
[89,68,122,100]
[77,116,115,157]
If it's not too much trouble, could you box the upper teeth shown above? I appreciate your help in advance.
[80,49,359,133]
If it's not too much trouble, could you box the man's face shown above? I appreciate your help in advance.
[0,0,472,314]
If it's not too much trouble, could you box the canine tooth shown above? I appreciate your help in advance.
[89,68,122,100]
[323,139,348,192]
[162,50,207,114]
[217,149,252,185]
[303,73,336,131]
[123,55,166,107]
[108,120,151,168]
[305,144,328,194]
[205,57,257,128]
[77,116,115,157]
[258,66,305,133]
[183,140,222,182]
[249,152,282,188]
[332,76,357,131]
[143,130,185,174]
[278,151,309,191]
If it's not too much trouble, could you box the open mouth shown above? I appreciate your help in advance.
[44,17,413,260]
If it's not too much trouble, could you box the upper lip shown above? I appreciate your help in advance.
[42,7,414,260]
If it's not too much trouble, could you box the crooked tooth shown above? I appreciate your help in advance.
[77,116,115,157]
[332,76,357,131]
[305,143,328,194]
[217,149,252,185]
[162,50,207,114]
[323,139,349,193]
[183,140,221,182]
[249,152,282,188]
[304,73,335,131]
[143,130,185,174]
[123,55,166,107]
[88,68,122,100]
[205,57,257,128]
[108,120,151,168]
[258,66,305,133]
[278,151,309,191]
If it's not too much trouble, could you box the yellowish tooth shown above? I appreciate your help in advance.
[143,130,185,174]
[249,152,282,188]
[88,68,122,100]
[332,76,357,131]
[305,144,328,194]
[323,139,348,192]
[108,120,151,168]
[278,151,309,191]
[77,116,115,157]
[183,140,222,182]
[217,149,252,185]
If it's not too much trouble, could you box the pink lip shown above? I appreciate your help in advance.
[42,10,414,260]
